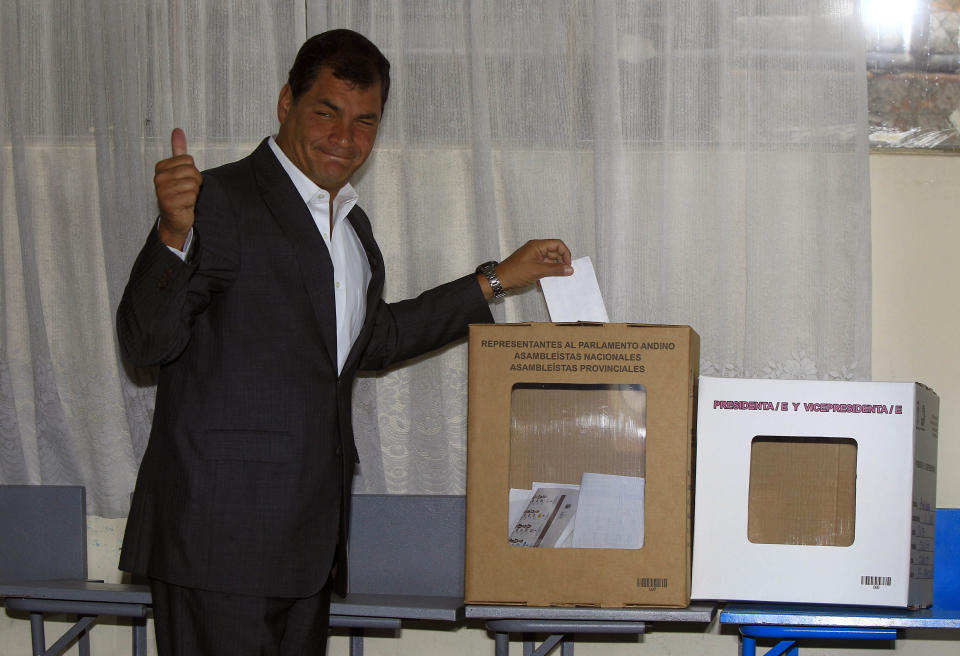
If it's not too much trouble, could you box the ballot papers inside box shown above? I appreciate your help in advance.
[507,384,646,549]
[466,323,699,607]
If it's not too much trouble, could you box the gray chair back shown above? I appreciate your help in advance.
[347,494,464,597]
[0,485,87,582]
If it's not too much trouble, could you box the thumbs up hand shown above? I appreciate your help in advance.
[154,128,202,250]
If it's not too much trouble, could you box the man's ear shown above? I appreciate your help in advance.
[277,84,293,124]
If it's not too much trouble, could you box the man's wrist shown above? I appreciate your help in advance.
[157,217,193,258]
[476,260,506,299]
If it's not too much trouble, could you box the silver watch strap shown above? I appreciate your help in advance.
[476,260,506,299]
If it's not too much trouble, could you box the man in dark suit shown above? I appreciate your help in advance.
[116,29,571,655]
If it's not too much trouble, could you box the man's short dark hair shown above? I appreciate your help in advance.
[287,29,391,109]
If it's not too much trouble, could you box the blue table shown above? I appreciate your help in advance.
[720,603,960,655]
[719,508,960,655]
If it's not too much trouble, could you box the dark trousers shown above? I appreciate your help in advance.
[149,577,332,656]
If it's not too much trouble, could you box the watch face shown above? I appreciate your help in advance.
[477,261,497,275]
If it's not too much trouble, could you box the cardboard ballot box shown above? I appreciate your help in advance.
[691,376,939,607]
[465,323,699,607]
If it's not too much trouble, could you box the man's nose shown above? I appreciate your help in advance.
[330,120,354,146]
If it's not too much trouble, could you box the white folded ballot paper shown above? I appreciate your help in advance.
[508,474,644,549]
[508,486,579,548]
[539,255,609,322]
[572,473,644,549]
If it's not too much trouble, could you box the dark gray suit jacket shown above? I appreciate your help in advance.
[117,139,492,598]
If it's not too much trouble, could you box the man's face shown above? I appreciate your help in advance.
[275,66,382,196]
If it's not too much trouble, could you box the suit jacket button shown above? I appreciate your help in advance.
[335,446,343,456]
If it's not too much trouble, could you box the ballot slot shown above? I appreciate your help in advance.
[507,382,646,549]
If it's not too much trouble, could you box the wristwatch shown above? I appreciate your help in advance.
[476,260,506,299]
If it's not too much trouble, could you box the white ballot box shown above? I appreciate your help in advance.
[692,376,939,608]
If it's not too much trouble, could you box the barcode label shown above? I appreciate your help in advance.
[638,577,668,589]
[861,576,892,587]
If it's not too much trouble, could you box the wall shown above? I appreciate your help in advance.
[870,152,960,510]
[2,151,958,654]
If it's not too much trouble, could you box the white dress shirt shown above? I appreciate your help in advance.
[267,136,371,373]
[164,139,371,374]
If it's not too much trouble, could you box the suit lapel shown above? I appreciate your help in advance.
[250,140,338,369]
[342,206,386,373]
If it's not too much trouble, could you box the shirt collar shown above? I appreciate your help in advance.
[267,135,358,210]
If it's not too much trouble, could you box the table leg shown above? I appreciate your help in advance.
[349,629,365,656]
[29,613,45,656]
[494,631,510,656]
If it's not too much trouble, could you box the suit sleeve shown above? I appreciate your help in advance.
[116,174,240,367]
[357,272,493,371]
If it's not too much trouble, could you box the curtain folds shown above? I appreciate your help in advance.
[0,0,870,516]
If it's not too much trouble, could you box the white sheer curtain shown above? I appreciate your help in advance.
[320,1,872,494]
[0,0,870,516]
[0,1,305,516]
